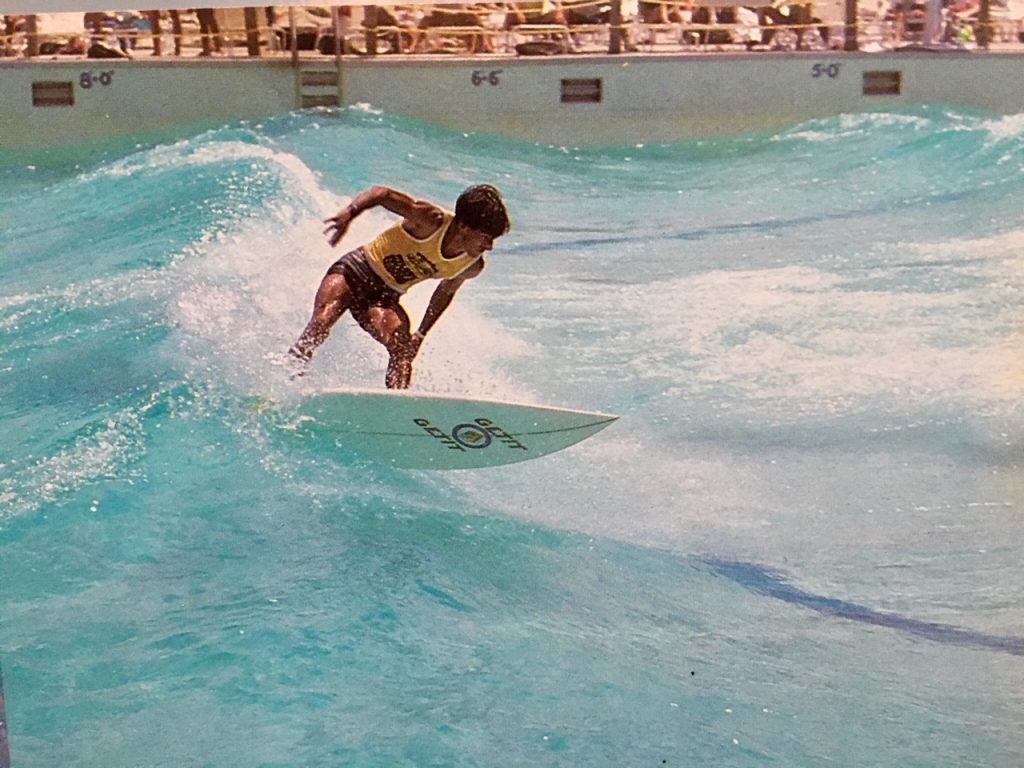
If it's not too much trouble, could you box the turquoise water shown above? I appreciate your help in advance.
[2,106,1023,766]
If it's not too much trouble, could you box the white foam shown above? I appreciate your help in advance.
[437,222,1024,560]
[350,102,384,115]
[608,253,1024,417]
[982,112,1024,143]
[780,112,936,144]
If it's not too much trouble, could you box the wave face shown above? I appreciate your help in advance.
[2,106,1023,766]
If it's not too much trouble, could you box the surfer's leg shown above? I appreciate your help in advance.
[384,342,415,390]
[289,273,353,365]
[353,304,416,389]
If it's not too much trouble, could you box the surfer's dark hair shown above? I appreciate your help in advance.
[455,184,510,238]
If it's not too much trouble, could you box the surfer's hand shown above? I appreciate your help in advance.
[323,206,356,247]
[408,331,425,357]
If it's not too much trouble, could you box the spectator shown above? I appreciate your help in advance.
[115,11,140,51]
[59,35,87,55]
[416,4,494,54]
[635,0,687,46]
[83,11,111,46]
[2,15,20,56]
[364,5,418,54]
[638,0,687,25]
[505,0,566,29]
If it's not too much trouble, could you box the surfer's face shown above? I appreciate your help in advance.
[463,227,496,258]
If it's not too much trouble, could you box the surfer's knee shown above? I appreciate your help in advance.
[359,306,406,348]
[381,315,409,348]
[378,320,414,356]
[313,273,348,311]
[307,275,348,327]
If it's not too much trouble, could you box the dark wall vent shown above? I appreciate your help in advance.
[863,71,901,97]
[561,78,602,104]
[32,81,75,107]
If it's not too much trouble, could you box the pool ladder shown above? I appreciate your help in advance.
[298,63,341,109]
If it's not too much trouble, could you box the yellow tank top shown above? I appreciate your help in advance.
[365,213,481,293]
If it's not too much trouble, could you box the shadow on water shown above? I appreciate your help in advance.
[704,557,1024,657]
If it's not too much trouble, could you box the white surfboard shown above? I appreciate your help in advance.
[291,389,617,470]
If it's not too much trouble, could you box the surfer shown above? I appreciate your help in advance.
[289,184,511,389]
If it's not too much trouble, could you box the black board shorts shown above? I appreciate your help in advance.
[326,247,402,310]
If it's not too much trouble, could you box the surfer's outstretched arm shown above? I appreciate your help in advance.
[381,268,480,390]
[323,186,445,247]
[416,256,483,340]
[417,277,467,341]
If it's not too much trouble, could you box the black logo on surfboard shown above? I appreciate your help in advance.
[414,417,529,453]
[451,423,493,449]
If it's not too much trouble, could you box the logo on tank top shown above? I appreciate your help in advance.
[382,251,438,286]
[408,252,439,278]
